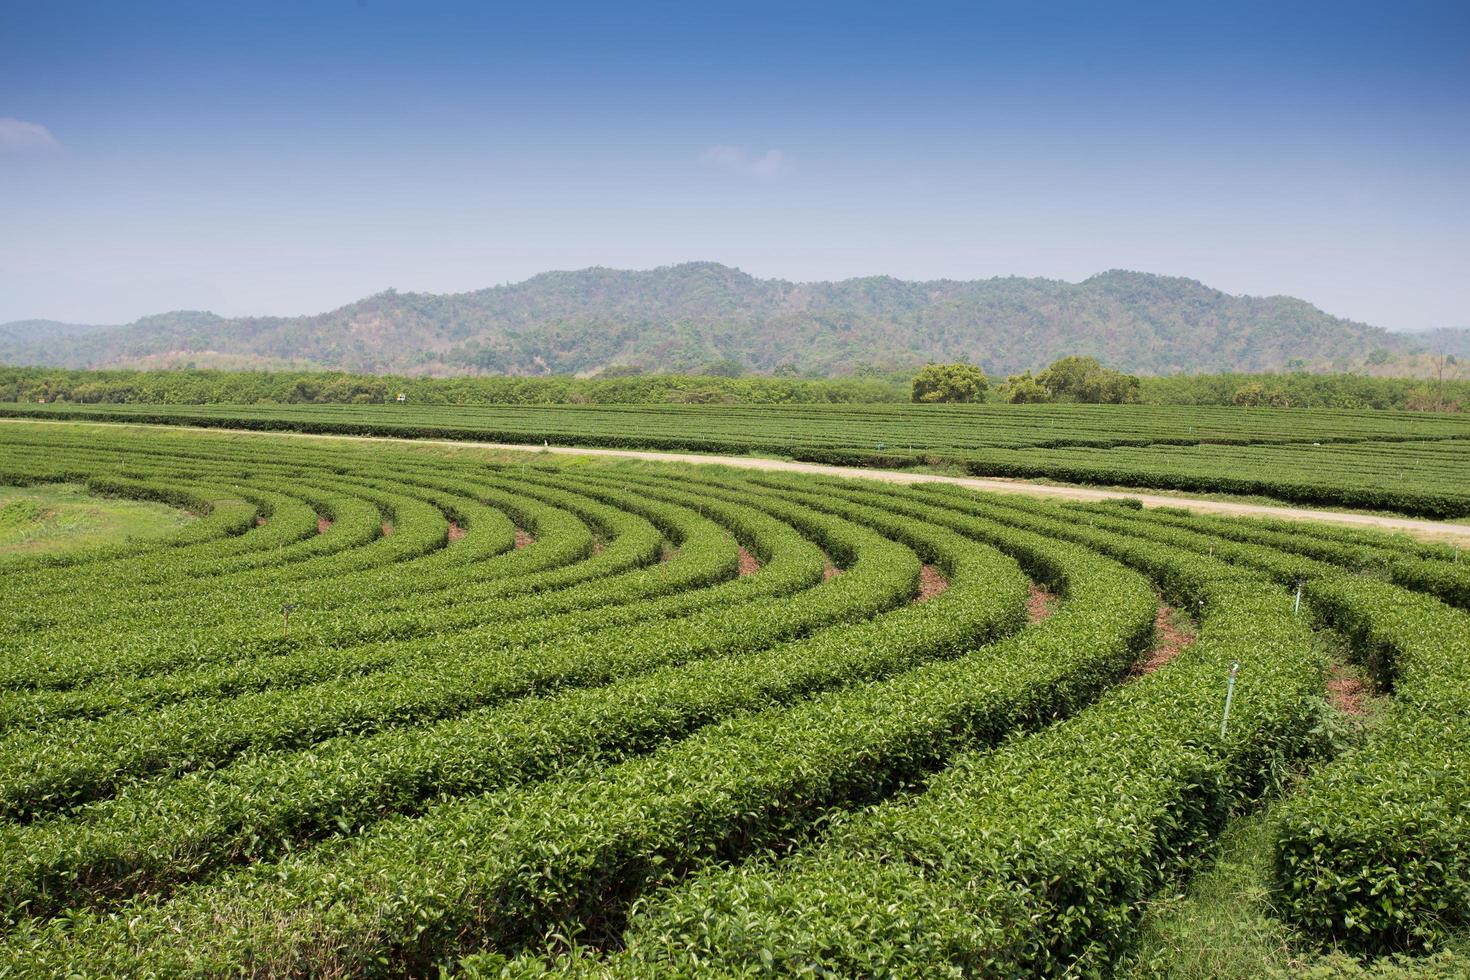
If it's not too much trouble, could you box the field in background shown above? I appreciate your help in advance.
[5,400,1470,517]
[1,421,1466,976]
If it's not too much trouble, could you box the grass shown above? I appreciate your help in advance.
[1123,806,1470,979]
[1121,644,1467,980]
[0,483,195,556]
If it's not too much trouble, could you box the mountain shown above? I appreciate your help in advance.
[0,263,1448,378]
[0,319,114,346]
[1410,327,1470,359]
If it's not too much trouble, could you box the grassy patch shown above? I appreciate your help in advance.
[0,483,194,556]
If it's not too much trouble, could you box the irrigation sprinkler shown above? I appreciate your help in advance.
[1220,661,1241,738]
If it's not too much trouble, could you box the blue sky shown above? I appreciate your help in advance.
[2,0,1467,329]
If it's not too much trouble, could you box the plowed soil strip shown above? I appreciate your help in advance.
[513,529,534,549]
[1130,601,1194,678]
[1027,583,1057,623]
[1328,664,1371,716]
[447,521,465,543]
[914,564,949,604]
[737,548,759,576]
[316,517,333,534]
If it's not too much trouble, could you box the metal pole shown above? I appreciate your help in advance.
[1293,581,1303,617]
[1220,661,1241,738]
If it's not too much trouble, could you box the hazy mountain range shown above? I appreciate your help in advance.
[3,263,1465,378]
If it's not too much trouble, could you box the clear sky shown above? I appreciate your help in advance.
[2,0,1467,330]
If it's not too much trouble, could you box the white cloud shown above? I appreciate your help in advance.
[699,144,791,178]
[0,118,61,153]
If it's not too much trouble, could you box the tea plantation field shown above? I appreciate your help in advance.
[5,400,1470,517]
[0,421,1466,977]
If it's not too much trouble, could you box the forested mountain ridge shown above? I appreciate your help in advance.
[2,263,1460,377]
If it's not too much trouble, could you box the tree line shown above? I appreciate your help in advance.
[0,362,1463,411]
[908,357,1464,410]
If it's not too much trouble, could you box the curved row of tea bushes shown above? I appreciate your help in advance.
[1274,577,1470,954]
[534,538,1323,977]
[0,502,1169,974]
[0,469,850,730]
[1068,500,1470,610]
[0,480,1031,922]
[0,497,731,729]
[0,487,925,819]
[0,476,609,689]
[924,487,1470,964]
[1,422,1458,972]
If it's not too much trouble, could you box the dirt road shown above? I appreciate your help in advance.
[8,417,1470,544]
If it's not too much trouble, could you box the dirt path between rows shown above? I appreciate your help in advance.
[1026,583,1057,623]
[1328,663,1372,716]
[1130,602,1196,679]
[9,418,1470,544]
[914,564,949,603]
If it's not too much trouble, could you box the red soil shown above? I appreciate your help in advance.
[1328,665,1371,716]
[914,564,949,603]
[513,529,534,549]
[380,522,394,537]
[447,521,465,543]
[316,517,333,534]
[1130,602,1195,678]
[255,515,268,527]
[1027,583,1057,623]
[737,548,760,576]
[822,563,841,582]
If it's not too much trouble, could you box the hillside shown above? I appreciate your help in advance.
[2,264,1459,377]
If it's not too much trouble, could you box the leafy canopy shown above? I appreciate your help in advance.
[1036,356,1141,404]
[1002,371,1051,403]
[911,363,989,403]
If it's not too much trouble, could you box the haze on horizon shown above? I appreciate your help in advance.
[2,0,1467,332]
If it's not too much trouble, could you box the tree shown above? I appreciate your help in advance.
[1035,356,1141,404]
[1432,350,1459,411]
[1002,371,1051,403]
[1075,370,1142,404]
[1035,356,1099,399]
[1231,382,1291,408]
[701,359,745,378]
[911,362,989,403]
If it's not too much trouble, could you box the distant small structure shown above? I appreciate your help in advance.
[396,392,406,403]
